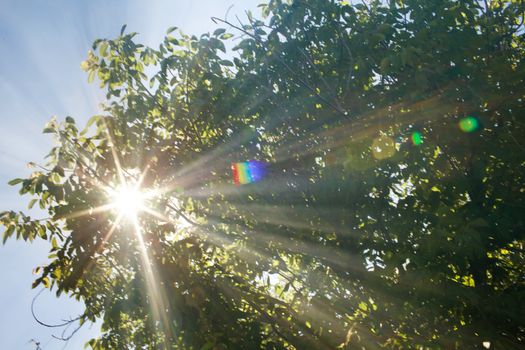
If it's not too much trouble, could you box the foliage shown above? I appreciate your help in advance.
[2,0,525,349]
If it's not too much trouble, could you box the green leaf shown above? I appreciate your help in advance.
[200,342,214,350]
[210,38,226,53]
[28,198,38,209]
[213,28,226,36]
[8,178,23,186]
[2,225,14,244]
[358,302,368,312]
[88,70,96,83]
[220,60,234,67]
[99,41,109,57]
[85,115,100,129]
[167,26,178,34]
[38,226,46,239]
[167,36,179,45]
[4,4,525,349]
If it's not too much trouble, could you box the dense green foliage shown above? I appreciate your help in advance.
[2,0,525,348]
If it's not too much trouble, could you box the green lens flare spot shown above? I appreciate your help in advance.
[459,116,479,133]
[411,131,423,145]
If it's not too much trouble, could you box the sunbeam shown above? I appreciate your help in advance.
[4,1,522,348]
[130,216,174,347]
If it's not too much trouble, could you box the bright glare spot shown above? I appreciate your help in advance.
[113,186,144,218]
[482,341,491,349]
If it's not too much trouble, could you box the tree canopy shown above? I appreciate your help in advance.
[2,0,525,349]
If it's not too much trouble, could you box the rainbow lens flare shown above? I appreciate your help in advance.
[411,131,423,145]
[232,160,267,185]
[459,116,480,133]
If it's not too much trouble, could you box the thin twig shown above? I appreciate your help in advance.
[31,289,84,329]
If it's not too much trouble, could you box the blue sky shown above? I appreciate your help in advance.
[0,0,261,348]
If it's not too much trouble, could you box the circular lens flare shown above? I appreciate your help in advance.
[113,186,144,218]
[371,135,396,160]
[459,116,480,133]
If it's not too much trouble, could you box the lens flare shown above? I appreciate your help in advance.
[459,116,480,133]
[411,131,423,146]
[371,135,396,160]
[232,160,267,185]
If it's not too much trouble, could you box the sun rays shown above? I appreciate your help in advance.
[50,84,460,350]
[48,62,489,350]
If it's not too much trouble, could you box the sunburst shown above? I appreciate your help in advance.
[110,185,145,218]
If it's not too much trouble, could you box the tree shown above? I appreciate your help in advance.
[2,0,525,348]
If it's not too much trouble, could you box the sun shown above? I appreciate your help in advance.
[112,185,145,218]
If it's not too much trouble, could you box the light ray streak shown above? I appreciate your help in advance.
[56,203,115,221]
[211,269,335,350]
[60,83,492,349]
[102,117,126,187]
[134,189,444,348]
[178,172,307,199]
[210,252,380,349]
[139,204,277,273]
[206,202,354,237]
[154,92,450,200]
[135,162,152,189]
[151,89,286,198]
[73,159,175,345]
[82,211,125,277]
[75,170,111,192]
[201,217,457,349]
[130,216,174,346]
[197,211,451,305]
[270,95,447,165]
[269,73,517,166]
[171,87,275,180]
